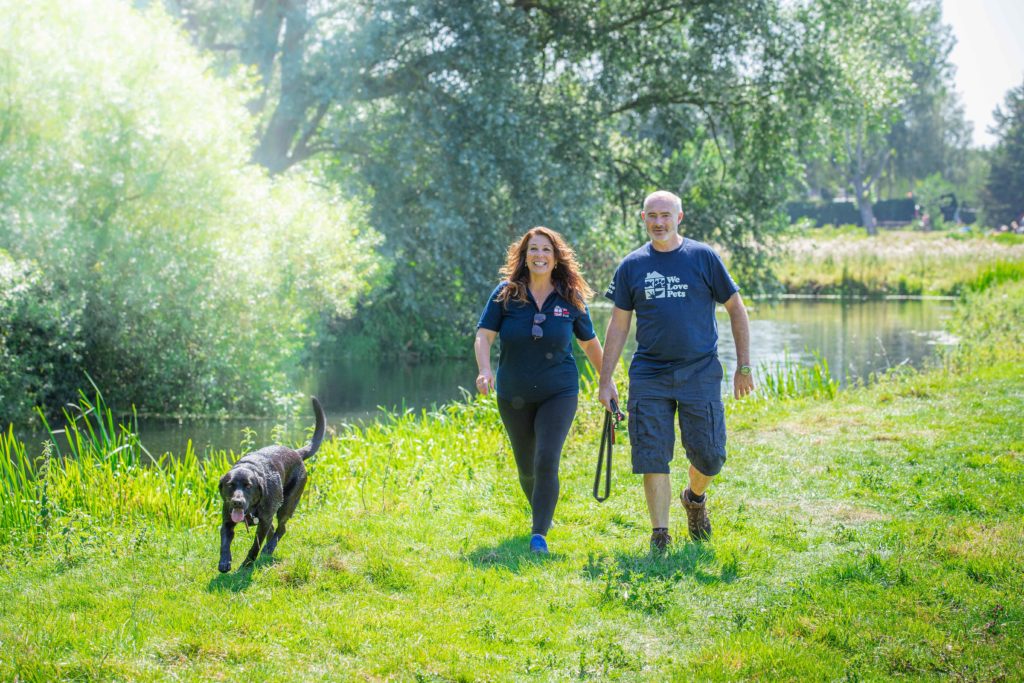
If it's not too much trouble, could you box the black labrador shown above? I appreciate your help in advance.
[218,396,326,572]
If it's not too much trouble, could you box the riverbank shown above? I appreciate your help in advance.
[1,277,1021,681]
[775,226,1024,296]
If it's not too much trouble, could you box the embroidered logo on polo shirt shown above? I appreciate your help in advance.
[644,271,687,299]
[553,305,571,318]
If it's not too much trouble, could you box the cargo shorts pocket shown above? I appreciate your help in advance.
[677,401,727,476]
[628,397,676,473]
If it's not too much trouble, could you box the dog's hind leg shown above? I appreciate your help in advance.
[263,474,307,557]
[242,517,274,567]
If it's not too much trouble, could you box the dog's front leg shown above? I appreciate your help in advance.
[242,517,274,568]
[218,521,235,573]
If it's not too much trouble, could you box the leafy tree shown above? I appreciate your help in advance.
[0,0,384,420]
[882,1,971,196]
[0,253,85,425]
[167,0,839,354]
[795,0,967,233]
[983,78,1024,227]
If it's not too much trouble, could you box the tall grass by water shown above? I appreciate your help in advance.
[776,227,1024,296]
[1,354,845,545]
[0,384,509,543]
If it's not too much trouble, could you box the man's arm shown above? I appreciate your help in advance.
[599,306,633,411]
[723,292,754,399]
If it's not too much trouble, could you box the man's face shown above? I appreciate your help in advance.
[641,196,683,247]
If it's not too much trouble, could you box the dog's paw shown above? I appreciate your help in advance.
[218,559,231,573]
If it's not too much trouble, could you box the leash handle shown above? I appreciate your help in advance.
[593,399,624,502]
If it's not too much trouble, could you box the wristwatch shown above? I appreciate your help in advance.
[738,365,753,376]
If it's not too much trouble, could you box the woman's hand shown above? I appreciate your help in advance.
[475,369,495,395]
[474,328,498,396]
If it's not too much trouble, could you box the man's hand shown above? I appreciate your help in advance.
[733,370,754,399]
[599,382,619,412]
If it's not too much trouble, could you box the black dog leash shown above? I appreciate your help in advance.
[594,399,625,502]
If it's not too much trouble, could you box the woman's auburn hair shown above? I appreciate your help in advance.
[495,226,594,311]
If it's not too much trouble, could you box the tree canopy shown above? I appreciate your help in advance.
[795,0,968,233]
[169,0,855,353]
[0,0,384,420]
[984,78,1024,227]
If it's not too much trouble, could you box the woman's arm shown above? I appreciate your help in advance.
[474,328,498,395]
[578,336,604,379]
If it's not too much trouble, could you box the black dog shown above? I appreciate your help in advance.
[218,397,325,573]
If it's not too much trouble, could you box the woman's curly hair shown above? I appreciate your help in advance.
[496,226,594,311]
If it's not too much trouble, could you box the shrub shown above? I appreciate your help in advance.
[0,252,85,424]
[0,0,385,417]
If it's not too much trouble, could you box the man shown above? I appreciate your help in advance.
[599,191,754,551]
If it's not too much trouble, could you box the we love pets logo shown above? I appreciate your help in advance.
[552,306,572,318]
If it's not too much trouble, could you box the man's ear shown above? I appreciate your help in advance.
[678,211,684,222]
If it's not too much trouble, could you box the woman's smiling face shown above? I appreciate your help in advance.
[525,234,556,277]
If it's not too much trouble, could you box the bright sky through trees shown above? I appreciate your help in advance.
[944,0,1024,147]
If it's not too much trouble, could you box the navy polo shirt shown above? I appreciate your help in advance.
[605,239,738,397]
[477,282,597,404]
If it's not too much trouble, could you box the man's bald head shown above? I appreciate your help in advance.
[643,191,682,214]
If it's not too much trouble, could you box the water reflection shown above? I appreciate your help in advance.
[589,297,956,391]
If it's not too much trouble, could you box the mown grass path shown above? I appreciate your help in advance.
[2,360,1021,681]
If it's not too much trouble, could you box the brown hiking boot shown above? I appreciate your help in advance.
[681,488,712,541]
[650,528,672,553]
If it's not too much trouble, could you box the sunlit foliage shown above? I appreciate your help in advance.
[0,0,385,421]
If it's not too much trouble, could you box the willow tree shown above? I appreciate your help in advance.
[0,0,385,418]
[795,0,962,234]
[168,0,876,353]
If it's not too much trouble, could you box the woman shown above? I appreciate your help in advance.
[474,227,604,554]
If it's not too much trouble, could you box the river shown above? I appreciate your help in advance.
[82,297,951,457]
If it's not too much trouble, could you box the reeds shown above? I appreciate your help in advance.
[0,385,510,539]
[755,351,840,400]
[777,229,1024,296]
[0,388,237,541]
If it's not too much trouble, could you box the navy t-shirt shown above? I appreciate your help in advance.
[477,282,597,404]
[605,239,738,393]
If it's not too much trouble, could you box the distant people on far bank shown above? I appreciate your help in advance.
[474,227,604,555]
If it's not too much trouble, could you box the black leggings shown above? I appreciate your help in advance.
[497,393,578,536]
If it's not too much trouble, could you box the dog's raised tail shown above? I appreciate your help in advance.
[298,396,326,460]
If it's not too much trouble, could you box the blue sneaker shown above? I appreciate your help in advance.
[529,534,548,554]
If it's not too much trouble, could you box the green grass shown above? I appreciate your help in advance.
[1,281,1022,681]
[775,227,1024,296]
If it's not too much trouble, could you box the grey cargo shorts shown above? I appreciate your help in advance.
[627,368,727,476]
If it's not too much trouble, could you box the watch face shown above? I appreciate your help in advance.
[739,366,752,376]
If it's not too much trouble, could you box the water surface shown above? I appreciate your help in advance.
[29,298,957,457]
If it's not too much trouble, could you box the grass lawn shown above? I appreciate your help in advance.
[1,283,1022,681]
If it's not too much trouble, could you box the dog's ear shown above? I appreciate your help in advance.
[239,470,262,504]
[249,477,263,505]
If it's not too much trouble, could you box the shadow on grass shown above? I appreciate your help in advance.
[206,555,279,593]
[583,540,736,586]
[463,535,557,572]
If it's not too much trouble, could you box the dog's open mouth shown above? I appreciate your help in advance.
[231,508,246,524]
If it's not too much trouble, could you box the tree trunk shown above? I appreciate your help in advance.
[857,192,877,235]
[251,0,310,174]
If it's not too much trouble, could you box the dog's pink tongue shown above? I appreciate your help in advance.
[231,509,245,524]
